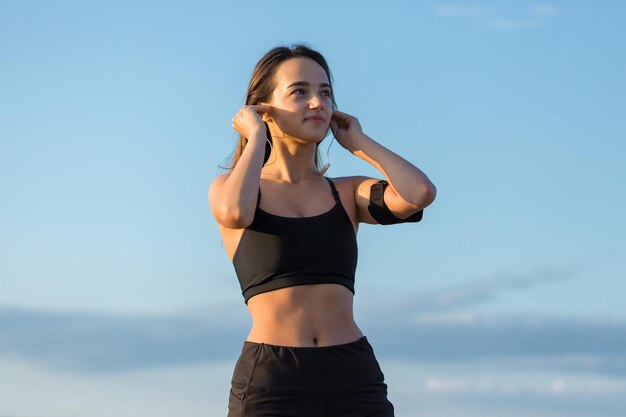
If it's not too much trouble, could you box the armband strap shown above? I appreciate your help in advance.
[368,180,424,225]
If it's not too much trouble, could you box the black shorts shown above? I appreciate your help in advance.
[227,335,395,417]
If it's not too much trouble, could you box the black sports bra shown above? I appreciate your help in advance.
[232,177,358,304]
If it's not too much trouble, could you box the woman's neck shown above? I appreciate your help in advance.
[261,143,322,183]
[260,168,322,184]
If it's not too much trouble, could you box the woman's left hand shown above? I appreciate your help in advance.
[330,110,364,152]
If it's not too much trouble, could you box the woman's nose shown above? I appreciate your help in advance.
[309,93,325,109]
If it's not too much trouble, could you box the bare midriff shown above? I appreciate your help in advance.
[245,283,364,347]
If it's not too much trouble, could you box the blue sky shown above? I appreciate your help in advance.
[1,1,625,416]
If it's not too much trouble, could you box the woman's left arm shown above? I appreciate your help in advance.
[331,111,437,224]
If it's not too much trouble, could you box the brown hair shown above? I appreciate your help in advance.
[221,43,337,173]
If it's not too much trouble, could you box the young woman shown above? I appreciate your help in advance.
[209,44,436,417]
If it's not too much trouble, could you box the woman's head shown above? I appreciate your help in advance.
[226,43,336,172]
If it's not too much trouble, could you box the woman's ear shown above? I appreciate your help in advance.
[258,101,285,138]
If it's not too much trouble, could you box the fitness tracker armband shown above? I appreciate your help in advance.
[368,180,424,225]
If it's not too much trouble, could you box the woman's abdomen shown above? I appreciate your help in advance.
[245,283,363,347]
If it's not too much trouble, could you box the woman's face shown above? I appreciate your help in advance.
[262,57,333,143]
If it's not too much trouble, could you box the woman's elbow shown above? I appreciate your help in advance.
[420,184,437,208]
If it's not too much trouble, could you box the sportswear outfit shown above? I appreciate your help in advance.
[227,177,423,417]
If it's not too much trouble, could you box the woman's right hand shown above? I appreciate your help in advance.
[231,104,272,140]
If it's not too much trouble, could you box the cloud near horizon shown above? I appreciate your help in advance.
[355,264,579,321]
[1,307,623,376]
[4,265,618,375]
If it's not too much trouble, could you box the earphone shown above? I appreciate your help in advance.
[318,161,330,176]
[317,128,335,176]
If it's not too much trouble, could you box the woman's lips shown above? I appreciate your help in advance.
[305,116,325,123]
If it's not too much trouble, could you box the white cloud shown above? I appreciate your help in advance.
[413,310,478,324]
[550,378,566,393]
[436,373,626,395]
[433,4,495,17]
[433,3,558,31]
[531,4,559,16]
[488,18,540,31]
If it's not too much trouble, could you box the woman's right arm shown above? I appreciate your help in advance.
[208,105,271,229]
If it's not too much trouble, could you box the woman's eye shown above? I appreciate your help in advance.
[292,88,331,97]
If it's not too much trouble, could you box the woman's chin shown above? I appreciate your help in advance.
[284,130,328,144]
[304,127,332,143]
[275,121,331,143]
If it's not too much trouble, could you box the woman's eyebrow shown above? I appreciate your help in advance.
[286,81,331,89]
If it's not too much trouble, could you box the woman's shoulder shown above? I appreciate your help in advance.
[209,172,229,189]
[208,173,232,206]
[213,172,230,180]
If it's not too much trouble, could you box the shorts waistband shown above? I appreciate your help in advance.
[243,335,368,350]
